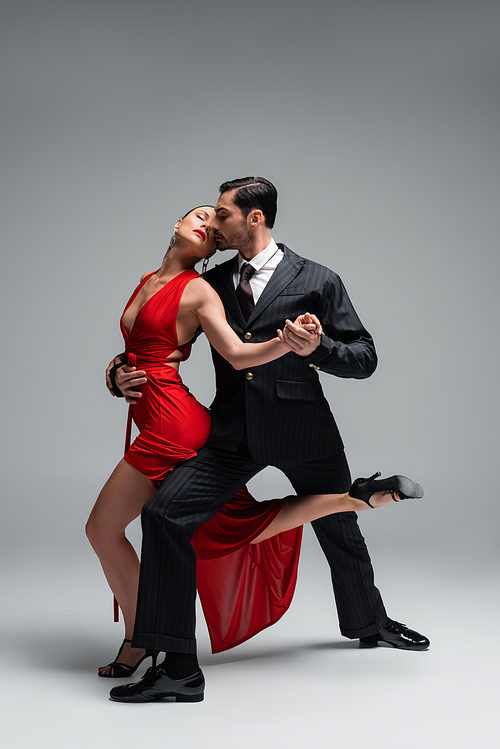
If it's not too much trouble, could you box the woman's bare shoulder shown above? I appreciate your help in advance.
[140,271,155,282]
[182,275,220,306]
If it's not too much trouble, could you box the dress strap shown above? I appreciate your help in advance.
[124,352,137,454]
[116,351,137,624]
[125,406,133,454]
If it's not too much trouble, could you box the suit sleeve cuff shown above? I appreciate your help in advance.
[109,361,127,397]
[303,334,334,370]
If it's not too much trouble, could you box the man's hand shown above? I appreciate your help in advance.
[105,354,147,404]
[277,312,322,357]
[114,365,148,404]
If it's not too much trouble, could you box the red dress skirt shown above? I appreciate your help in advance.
[121,269,302,653]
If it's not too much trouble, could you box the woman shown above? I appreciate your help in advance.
[87,205,422,676]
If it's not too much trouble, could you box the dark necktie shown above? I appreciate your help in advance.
[236,263,256,321]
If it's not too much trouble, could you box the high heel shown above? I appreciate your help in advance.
[98,638,154,678]
[349,471,424,508]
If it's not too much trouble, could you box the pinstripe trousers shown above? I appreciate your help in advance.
[132,442,388,654]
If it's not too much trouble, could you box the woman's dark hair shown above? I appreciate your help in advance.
[218,177,278,229]
[181,205,214,219]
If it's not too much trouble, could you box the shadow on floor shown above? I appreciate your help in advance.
[3,627,357,673]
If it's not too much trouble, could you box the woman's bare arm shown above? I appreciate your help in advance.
[186,278,290,370]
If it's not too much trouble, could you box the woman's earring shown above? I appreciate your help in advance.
[166,232,177,256]
[202,256,209,279]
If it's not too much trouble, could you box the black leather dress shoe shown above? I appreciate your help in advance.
[109,664,205,703]
[359,619,430,651]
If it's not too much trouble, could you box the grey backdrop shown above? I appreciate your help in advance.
[1,1,499,747]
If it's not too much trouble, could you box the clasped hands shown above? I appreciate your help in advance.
[106,312,323,404]
[277,312,323,356]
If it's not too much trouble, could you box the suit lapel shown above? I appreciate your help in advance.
[211,245,305,328]
[211,255,247,326]
[246,245,305,325]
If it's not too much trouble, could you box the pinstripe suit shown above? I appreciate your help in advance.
[132,245,388,654]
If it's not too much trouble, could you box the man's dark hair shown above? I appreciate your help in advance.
[218,177,278,229]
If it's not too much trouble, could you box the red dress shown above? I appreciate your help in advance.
[121,269,302,653]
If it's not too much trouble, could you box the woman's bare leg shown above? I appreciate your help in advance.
[86,459,156,674]
[251,490,398,544]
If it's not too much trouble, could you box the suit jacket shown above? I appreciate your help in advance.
[204,244,377,463]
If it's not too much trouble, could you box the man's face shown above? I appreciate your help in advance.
[210,190,252,254]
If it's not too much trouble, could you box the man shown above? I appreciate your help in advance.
[108,177,429,703]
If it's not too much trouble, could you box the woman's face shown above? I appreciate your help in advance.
[175,206,217,257]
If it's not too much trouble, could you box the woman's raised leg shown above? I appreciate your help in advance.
[86,458,156,675]
[251,485,409,544]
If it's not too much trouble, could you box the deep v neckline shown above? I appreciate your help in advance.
[121,269,192,336]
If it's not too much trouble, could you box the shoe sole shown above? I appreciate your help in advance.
[395,475,424,499]
[359,638,429,651]
[377,475,424,500]
[110,691,204,703]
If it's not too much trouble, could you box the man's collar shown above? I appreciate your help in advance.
[237,239,279,272]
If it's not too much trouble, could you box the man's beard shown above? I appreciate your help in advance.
[214,236,232,251]
[215,225,252,255]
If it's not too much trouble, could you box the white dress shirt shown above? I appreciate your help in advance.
[232,239,284,304]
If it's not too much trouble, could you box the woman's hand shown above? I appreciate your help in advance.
[293,312,323,335]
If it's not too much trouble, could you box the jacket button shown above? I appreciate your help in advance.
[244,332,252,340]
[246,372,253,380]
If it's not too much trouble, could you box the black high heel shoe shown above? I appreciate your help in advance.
[349,472,424,508]
[98,638,154,678]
